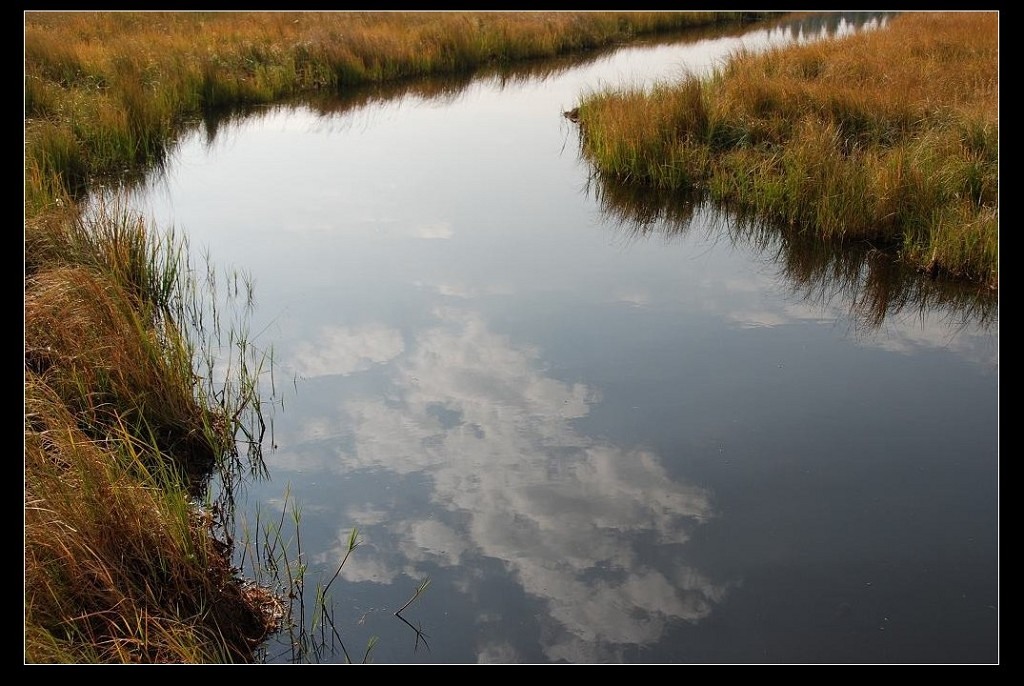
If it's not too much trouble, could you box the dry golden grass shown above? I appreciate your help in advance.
[25,371,281,663]
[25,265,213,469]
[24,197,276,662]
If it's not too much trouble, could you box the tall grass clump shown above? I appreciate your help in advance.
[26,196,182,314]
[25,372,281,663]
[24,196,239,485]
[572,12,998,287]
[25,264,220,482]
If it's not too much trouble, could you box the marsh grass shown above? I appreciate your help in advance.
[26,195,183,318]
[25,196,230,485]
[230,487,434,664]
[573,12,998,287]
[25,370,281,663]
[24,192,281,662]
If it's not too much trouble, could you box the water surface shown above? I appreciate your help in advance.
[100,12,998,664]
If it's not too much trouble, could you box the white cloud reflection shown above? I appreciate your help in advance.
[297,306,726,661]
[412,221,454,239]
[610,288,651,307]
[289,323,405,378]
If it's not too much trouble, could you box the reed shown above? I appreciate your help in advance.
[237,491,381,664]
[572,12,998,287]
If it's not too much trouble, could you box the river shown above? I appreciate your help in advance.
[93,12,998,664]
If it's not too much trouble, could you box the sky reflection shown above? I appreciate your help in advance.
[276,305,727,661]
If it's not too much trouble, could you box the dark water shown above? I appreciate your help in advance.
[101,13,998,664]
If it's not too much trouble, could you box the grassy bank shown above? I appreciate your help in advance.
[25,11,768,663]
[24,198,280,663]
[571,11,998,288]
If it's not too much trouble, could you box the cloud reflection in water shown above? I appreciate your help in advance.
[286,306,728,661]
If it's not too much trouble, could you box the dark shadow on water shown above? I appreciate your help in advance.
[586,175,997,335]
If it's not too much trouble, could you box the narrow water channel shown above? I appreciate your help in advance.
[94,12,997,664]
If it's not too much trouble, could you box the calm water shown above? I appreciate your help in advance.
[98,13,998,664]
